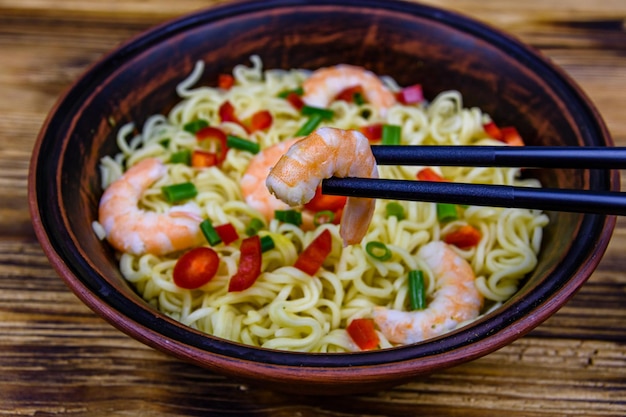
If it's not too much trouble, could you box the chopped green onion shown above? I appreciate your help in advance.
[226,135,260,154]
[295,114,324,136]
[365,241,392,261]
[183,119,209,134]
[436,203,459,223]
[170,149,191,165]
[159,138,171,148]
[277,87,304,98]
[313,210,335,226]
[353,92,366,106]
[200,219,222,246]
[301,105,335,121]
[274,209,303,226]
[161,182,197,203]
[385,202,405,220]
[245,218,265,236]
[260,235,275,252]
[381,124,402,145]
[408,270,426,310]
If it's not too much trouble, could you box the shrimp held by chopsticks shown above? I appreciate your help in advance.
[266,127,378,246]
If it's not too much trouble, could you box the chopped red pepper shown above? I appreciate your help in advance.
[443,225,482,249]
[218,74,235,90]
[304,186,347,213]
[396,84,424,105]
[501,126,525,146]
[417,167,446,182]
[214,223,239,245]
[196,126,228,165]
[484,121,525,146]
[334,85,365,103]
[294,229,333,276]
[249,110,273,132]
[285,92,304,110]
[191,150,218,168]
[219,101,250,133]
[347,318,379,350]
[228,235,262,292]
[359,123,383,142]
[173,247,220,289]
[483,121,503,141]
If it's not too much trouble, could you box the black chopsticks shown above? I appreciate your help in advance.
[320,146,626,216]
[370,146,626,168]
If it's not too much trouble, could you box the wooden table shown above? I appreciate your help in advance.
[1,0,625,415]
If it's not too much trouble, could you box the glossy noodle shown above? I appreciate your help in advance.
[95,56,549,352]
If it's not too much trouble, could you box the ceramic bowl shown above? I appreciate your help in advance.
[29,0,617,395]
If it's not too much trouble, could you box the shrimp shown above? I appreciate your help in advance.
[302,64,397,117]
[241,138,299,221]
[98,157,203,256]
[372,241,483,345]
[266,127,378,246]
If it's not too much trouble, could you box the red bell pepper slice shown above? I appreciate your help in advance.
[304,186,347,213]
[219,101,250,133]
[334,85,365,103]
[285,91,304,110]
[483,121,503,141]
[396,84,424,105]
[249,110,273,132]
[196,126,229,165]
[359,123,383,142]
[218,74,235,90]
[443,225,482,249]
[173,247,220,289]
[228,235,262,292]
[417,167,446,182]
[501,126,525,146]
[191,150,218,168]
[294,229,332,276]
[214,223,239,245]
[347,318,379,350]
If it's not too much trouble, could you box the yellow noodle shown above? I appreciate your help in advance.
[96,56,549,352]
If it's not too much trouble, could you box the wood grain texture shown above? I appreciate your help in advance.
[1,0,625,415]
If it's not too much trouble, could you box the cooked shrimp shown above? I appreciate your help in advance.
[373,241,483,344]
[266,127,378,246]
[303,64,397,116]
[98,157,203,256]
[241,138,299,221]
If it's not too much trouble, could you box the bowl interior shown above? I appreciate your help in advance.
[31,0,616,384]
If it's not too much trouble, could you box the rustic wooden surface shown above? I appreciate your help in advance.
[1,0,625,415]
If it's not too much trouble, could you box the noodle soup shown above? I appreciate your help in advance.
[94,56,549,352]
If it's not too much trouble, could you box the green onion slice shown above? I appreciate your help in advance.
[260,235,275,252]
[365,241,392,261]
[436,203,459,223]
[162,182,197,203]
[277,87,304,98]
[301,105,335,121]
[200,219,222,246]
[313,210,335,226]
[274,209,303,226]
[183,119,209,134]
[226,135,260,154]
[381,124,402,145]
[385,202,405,220]
[295,114,324,137]
[245,218,265,236]
[408,270,426,310]
[170,149,191,165]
